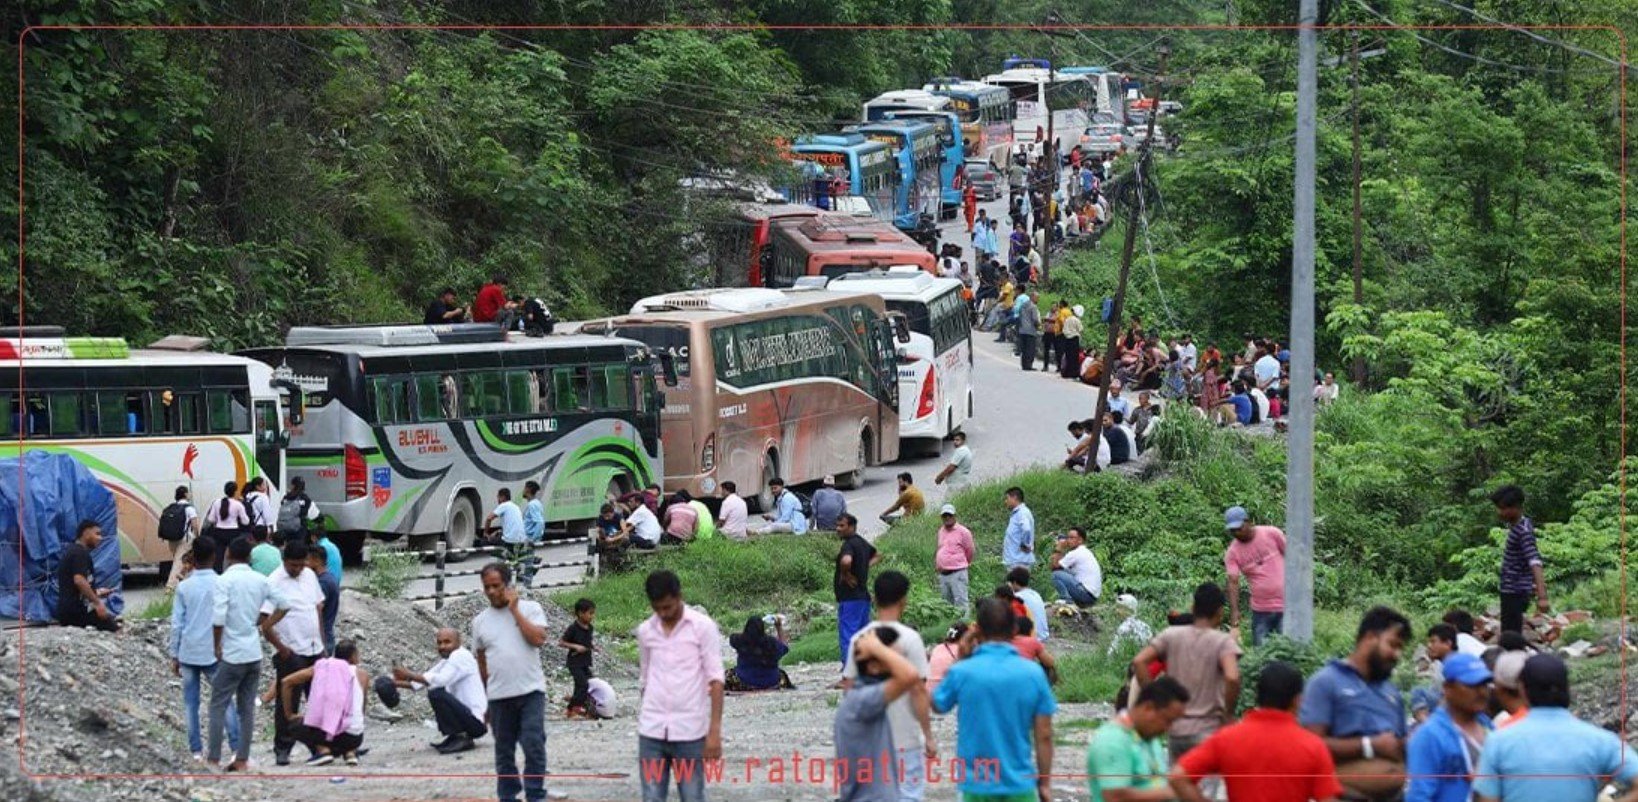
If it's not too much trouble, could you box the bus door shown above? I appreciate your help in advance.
[252,398,284,493]
[873,318,903,462]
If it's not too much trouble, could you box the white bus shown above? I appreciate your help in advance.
[240,324,666,557]
[862,89,953,122]
[825,269,974,455]
[981,62,1095,159]
[0,328,299,572]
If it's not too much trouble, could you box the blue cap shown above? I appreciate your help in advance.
[1224,506,1249,530]
[1442,653,1493,686]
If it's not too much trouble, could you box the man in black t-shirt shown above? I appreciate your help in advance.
[56,520,117,631]
[833,514,878,670]
[424,287,467,326]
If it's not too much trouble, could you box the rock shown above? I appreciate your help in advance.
[1561,640,1594,659]
[113,748,128,760]
[1564,610,1594,623]
[1588,645,1609,657]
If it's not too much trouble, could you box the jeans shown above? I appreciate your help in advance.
[273,651,321,755]
[181,662,240,755]
[1252,611,1284,645]
[1052,570,1097,606]
[898,745,926,802]
[207,659,260,763]
[837,599,873,666]
[1500,592,1529,634]
[937,569,970,612]
[1018,334,1038,370]
[428,687,487,739]
[568,664,592,709]
[639,735,707,802]
[491,690,548,802]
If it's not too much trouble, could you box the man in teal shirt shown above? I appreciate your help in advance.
[1086,677,1188,802]
[248,531,281,576]
[1475,654,1638,802]
[932,597,1056,802]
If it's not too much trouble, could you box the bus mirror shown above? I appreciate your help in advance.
[271,379,305,426]
[657,352,680,387]
[890,315,911,344]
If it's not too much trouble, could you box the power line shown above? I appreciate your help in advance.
[1415,0,1631,74]
[1348,0,1579,74]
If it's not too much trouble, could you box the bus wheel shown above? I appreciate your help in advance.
[837,434,868,490]
[444,494,479,559]
[753,451,779,512]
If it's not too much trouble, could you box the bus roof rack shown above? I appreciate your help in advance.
[629,288,792,315]
[286,323,508,348]
[0,336,129,360]
[147,334,213,352]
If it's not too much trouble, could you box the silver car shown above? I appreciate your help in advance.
[963,160,1002,201]
[1081,123,1127,156]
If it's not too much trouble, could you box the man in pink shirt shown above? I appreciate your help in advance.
[934,503,977,612]
[1223,506,1287,646]
[637,570,725,802]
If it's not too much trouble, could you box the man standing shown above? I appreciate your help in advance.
[1168,661,1344,802]
[522,481,546,544]
[834,514,878,668]
[931,598,1056,802]
[1086,677,1190,802]
[1132,583,1241,769]
[1016,291,1042,371]
[1474,654,1638,802]
[472,563,550,802]
[840,572,935,802]
[388,628,488,755]
[963,180,978,235]
[1406,653,1494,802]
[55,520,118,631]
[835,629,922,802]
[879,472,925,526]
[636,570,725,802]
[1490,485,1548,634]
[424,286,468,325]
[933,431,973,488]
[1300,606,1412,802]
[208,536,290,772]
[305,547,340,655]
[265,541,327,766]
[933,504,975,611]
[1001,487,1035,570]
[1049,527,1102,607]
[169,537,239,761]
[1491,651,1530,728]
[811,475,848,532]
[1222,505,1286,645]
[716,482,749,541]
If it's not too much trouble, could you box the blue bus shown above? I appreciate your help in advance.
[852,119,941,232]
[785,133,898,220]
[883,109,965,218]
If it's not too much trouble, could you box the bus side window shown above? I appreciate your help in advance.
[531,371,551,414]
[570,368,592,411]
[96,392,128,436]
[504,371,535,416]
[125,390,146,434]
[412,374,443,422]
[440,374,459,419]
[0,394,12,437]
[600,365,630,409]
[49,392,85,437]
[231,391,251,433]
[177,393,202,434]
[372,377,408,424]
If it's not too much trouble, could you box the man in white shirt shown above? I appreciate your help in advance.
[472,563,550,802]
[1050,527,1102,607]
[839,571,933,801]
[1178,334,1199,372]
[716,481,749,540]
[623,497,663,548]
[1253,348,1281,390]
[1248,385,1271,424]
[390,628,488,754]
[264,541,326,766]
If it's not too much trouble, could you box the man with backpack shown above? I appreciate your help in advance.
[160,486,202,590]
[276,477,322,546]
[751,477,809,535]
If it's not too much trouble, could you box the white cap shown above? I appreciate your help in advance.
[822,475,836,486]
[1116,593,1140,611]
[939,503,957,516]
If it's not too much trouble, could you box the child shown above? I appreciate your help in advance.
[1412,623,1458,722]
[594,504,628,571]
[558,598,596,718]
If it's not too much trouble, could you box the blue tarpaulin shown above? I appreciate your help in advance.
[0,452,123,622]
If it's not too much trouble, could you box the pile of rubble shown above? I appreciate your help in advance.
[1471,609,1615,658]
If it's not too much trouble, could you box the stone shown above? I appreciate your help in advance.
[1561,640,1594,659]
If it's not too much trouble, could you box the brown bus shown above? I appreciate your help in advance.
[581,288,901,510]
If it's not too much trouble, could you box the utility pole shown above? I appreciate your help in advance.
[1350,29,1366,388]
[1087,41,1169,451]
[1042,46,1057,284]
[1285,0,1319,644]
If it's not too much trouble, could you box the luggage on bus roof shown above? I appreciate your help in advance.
[286,323,508,348]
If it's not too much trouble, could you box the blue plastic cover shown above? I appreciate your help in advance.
[0,452,123,622]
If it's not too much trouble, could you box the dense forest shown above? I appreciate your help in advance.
[5,0,1635,608]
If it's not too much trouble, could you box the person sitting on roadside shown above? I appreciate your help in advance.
[1011,616,1058,684]
[752,477,809,535]
[621,496,663,550]
[1104,411,1137,466]
[1128,390,1159,449]
[1247,383,1270,425]
[383,628,488,755]
[1063,420,1091,471]
[810,475,848,531]
[279,639,370,767]
[726,615,794,691]
[878,472,925,527]
[1227,381,1254,426]
[660,491,699,545]
[1080,350,1105,386]
[1315,371,1341,406]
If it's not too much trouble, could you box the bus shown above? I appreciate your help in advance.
[826,268,974,453]
[982,61,1095,159]
[0,328,299,571]
[700,203,822,288]
[786,133,898,221]
[924,78,1015,165]
[1058,66,1129,123]
[862,89,952,122]
[852,119,942,231]
[580,288,902,511]
[763,214,936,288]
[881,108,966,217]
[240,324,665,556]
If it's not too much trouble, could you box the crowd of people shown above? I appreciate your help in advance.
[423,275,556,337]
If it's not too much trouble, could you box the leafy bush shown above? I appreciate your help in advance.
[361,546,420,600]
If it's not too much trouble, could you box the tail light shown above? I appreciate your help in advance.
[344,444,367,501]
[915,368,937,419]
[701,432,716,471]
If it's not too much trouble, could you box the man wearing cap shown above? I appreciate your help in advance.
[1405,653,1494,802]
[810,475,848,532]
[1474,654,1638,802]
[1222,506,1287,645]
[1490,650,1529,728]
[933,504,975,611]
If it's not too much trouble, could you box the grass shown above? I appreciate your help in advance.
[361,545,420,599]
[132,592,174,620]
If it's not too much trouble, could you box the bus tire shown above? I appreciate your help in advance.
[444,493,479,560]
[753,451,779,513]
[836,433,868,490]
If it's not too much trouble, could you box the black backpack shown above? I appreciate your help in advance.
[791,491,815,521]
[157,501,190,541]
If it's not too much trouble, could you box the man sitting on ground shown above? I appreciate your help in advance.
[810,476,848,532]
[384,628,488,754]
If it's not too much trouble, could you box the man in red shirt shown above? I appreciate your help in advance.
[472,275,511,324]
[1169,660,1343,802]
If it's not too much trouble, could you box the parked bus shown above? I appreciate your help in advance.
[700,202,821,288]
[0,328,299,571]
[1058,66,1129,123]
[763,214,936,287]
[881,108,966,218]
[862,89,952,122]
[826,268,974,453]
[240,324,665,556]
[786,134,898,220]
[982,60,1095,159]
[852,118,942,231]
[580,288,901,511]
[924,78,1016,165]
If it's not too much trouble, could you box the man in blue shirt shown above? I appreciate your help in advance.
[753,478,809,535]
[932,597,1056,801]
[1475,654,1638,802]
[1300,605,1411,802]
[810,475,848,531]
[208,536,291,772]
[1105,379,1132,420]
[522,480,546,544]
[1228,381,1254,425]
[484,488,526,545]
[169,537,239,759]
[305,547,341,656]
[1406,653,1494,802]
[1001,487,1035,569]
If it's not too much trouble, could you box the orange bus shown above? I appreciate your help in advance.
[580,288,902,511]
[763,215,937,289]
[701,203,821,288]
